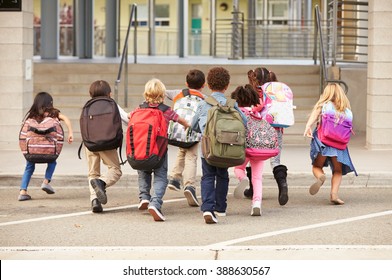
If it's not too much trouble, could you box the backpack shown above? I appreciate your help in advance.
[317,101,353,150]
[79,96,123,152]
[126,102,170,171]
[243,110,280,160]
[201,96,246,168]
[19,117,64,163]
[261,82,295,127]
[168,88,204,148]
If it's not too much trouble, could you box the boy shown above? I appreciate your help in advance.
[166,69,206,207]
[84,80,129,213]
[191,67,247,224]
[136,78,190,221]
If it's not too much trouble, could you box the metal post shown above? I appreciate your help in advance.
[210,0,216,56]
[148,0,155,55]
[230,0,241,59]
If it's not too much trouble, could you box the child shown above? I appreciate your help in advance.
[18,92,74,201]
[137,78,190,221]
[191,67,247,224]
[165,69,206,207]
[304,83,357,204]
[84,80,129,213]
[231,84,266,216]
[238,67,289,207]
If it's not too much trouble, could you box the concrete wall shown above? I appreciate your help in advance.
[367,0,392,149]
[0,1,34,150]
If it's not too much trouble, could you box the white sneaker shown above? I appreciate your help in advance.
[251,201,262,216]
[233,177,249,199]
[41,183,55,194]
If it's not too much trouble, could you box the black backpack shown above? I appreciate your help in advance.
[79,96,123,152]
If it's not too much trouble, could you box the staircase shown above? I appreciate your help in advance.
[33,61,320,145]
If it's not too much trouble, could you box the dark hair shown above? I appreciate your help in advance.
[89,80,112,98]
[231,84,260,107]
[207,67,230,91]
[247,67,278,89]
[24,91,60,122]
[186,69,205,89]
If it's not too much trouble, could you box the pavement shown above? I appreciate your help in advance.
[1,133,392,262]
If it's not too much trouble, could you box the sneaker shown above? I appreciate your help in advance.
[90,178,107,204]
[138,199,149,210]
[148,205,166,221]
[18,194,31,201]
[244,188,253,199]
[215,211,226,217]
[203,211,218,224]
[309,174,326,195]
[251,201,262,216]
[41,183,55,194]
[91,198,103,213]
[233,177,249,199]
[168,178,181,192]
[184,186,200,207]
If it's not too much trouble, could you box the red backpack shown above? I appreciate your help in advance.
[126,102,170,171]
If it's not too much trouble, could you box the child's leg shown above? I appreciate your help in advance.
[234,160,248,181]
[309,153,327,195]
[250,159,265,203]
[20,161,35,194]
[215,166,229,213]
[44,161,57,183]
[170,147,186,181]
[330,157,344,204]
[150,153,168,209]
[138,170,152,201]
[200,158,217,213]
[182,144,198,187]
[100,149,122,187]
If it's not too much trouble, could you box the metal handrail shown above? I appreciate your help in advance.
[114,3,137,107]
[313,5,348,94]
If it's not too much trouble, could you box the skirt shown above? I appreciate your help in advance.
[310,129,357,176]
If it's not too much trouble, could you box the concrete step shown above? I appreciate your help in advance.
[34,62,320,144]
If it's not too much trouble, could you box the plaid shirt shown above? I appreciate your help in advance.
[147,103,179,127]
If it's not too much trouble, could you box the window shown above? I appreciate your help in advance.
[133,4,170,26]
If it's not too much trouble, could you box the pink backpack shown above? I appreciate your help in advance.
[243,109,279,160]
[317,102,354,150]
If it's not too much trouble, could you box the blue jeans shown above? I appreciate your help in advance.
[20,161,57,191]
[200,158,229,213]
[137,153,168,210]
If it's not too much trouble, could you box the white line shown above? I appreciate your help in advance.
[207,210,392,248]
[0,197,187,227]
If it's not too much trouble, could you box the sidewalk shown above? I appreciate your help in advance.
[1,133,391,187]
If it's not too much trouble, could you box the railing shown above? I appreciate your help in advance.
[114,3,137,107]
[314,5,348,94]
[327,0,368,65]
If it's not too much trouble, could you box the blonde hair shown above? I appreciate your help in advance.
[143,78,165,104]
[314,83,351,113]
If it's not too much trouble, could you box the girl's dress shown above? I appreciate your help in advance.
[310,128,357,176]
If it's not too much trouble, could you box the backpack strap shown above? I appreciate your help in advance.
[140,102,170,112]
[205,96,219,106]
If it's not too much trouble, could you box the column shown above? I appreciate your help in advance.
[105,0,118,57]
[0,0,34,149]
[178,0,188,57]
[367,0,392,149]
[75,0,94,58]
[41,0,59,59]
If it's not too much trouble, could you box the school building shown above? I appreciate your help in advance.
[0,0,391,150]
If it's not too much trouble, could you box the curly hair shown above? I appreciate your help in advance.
[207,67,230,91]
[230,84,260,107]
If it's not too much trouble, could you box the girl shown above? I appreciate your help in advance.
[231,84,265,216]
[19,92,73,201]
[241,67,289,207]
[304,83,357,205]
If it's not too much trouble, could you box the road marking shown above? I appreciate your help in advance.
[208,210,392,248]
[0,197,187,227]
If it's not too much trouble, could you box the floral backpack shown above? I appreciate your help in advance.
[243,108,279,160]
